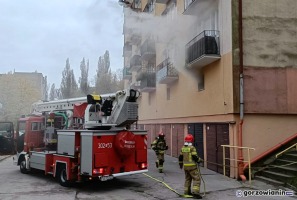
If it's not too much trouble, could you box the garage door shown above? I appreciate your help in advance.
[172,124,184,158]
[206,123,230,176]
[188,123,204,162]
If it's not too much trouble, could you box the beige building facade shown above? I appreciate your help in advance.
[121,0,297,180]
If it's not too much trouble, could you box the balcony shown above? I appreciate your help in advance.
[131,0,142,12]
[144,0,155,13]
[123,67,132,80]
[123,43,132,57]
[156,58,178,84]
[183,0,208,15]
[130,55,142,71]
[136,68,156,93]
[140,73,156,93]
[140,39,156,61]
[186,30,220,69]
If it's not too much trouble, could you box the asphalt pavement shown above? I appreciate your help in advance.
[145,149,296,199]
[1,151,295,199]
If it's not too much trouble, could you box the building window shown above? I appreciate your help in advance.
[198,74,205,91]
[167,87,170,100]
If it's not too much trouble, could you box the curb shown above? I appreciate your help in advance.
[0,155,12,162]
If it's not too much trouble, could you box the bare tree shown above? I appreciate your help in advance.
[95,51,114,94]
[60,58,78,98]
[79,58,90,95]
[49,84,56,101]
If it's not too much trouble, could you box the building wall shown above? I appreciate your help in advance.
[244,67,297,113]
[242,114,297,159]
[13,72,46,100]
[0,72,46,122]
[138,0,234,121]
[138,52,234,120]
[230,0,297,178]
[241,0,297,114]
[127,0,236,177]
[243,0,297,68]
[124,0,297,178]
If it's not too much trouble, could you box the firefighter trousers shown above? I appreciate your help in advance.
[184,166,201,195]
[155,152,165,172]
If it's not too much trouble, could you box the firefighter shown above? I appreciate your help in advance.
[151,132,168,173]
[179,134,203,199]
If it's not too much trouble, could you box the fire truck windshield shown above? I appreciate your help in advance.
[0,123,12,138]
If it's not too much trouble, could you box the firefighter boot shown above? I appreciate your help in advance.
[192,194,202,199]
[158,159,164,173]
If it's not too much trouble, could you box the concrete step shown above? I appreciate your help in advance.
[270,165,297,172]
[254,175,285,186]
[281,153,297,161]
[269,165,297,176]
[262,170,295,182]
[274,159,297,168]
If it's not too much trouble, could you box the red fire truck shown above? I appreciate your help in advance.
[13,89,148,186]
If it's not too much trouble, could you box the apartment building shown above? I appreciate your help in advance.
[121,0,297,180]
[0,71,47,121]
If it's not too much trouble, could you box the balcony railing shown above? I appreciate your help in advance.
[131,0,142,11]
[183,0,200,15]
[144,0,155,13]
[123,67,132,80]
[130,55,142,71]
[139,72,156,92]
[186,30,220,69]
[135,66,156,92]
[156,58,178,84]
[140,39,156,61]
[123,43,132,57]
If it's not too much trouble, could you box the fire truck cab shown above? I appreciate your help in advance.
[13,89,148,186]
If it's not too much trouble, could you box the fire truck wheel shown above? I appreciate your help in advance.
[19,158,28,174]
[57,166,71,187]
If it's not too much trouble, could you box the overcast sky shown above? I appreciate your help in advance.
[0,0,124,86]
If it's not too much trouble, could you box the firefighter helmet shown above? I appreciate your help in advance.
[184,134,194,143]
[158,132,165,139]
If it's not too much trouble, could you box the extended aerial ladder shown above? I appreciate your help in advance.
[31,89,140,130]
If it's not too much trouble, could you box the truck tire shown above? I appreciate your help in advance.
[57,165,71,187]
[19,158,28,174]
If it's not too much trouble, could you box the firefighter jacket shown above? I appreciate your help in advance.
[178,145,201,170]
[151,138,168,154]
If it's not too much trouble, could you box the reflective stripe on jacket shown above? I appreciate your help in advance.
[180,145,197,167]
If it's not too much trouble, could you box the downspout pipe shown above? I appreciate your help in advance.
[238,0,246,182]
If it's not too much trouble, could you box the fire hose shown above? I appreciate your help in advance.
[142,163,206,198]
